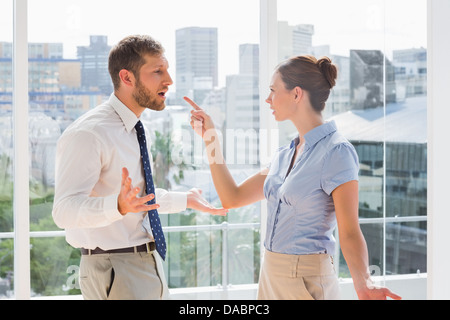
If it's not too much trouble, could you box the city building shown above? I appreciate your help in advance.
[0,41,106,190]
[175,27,218,104]
[393,47,427,100]
[225,44,260,168]
[0,41,104,116]
[278,21,314,62]
[77,35,112,95]
[239,43,259,77]
[350,49,396,110]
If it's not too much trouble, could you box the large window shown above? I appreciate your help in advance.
[0,0,430,299]
[1,0,261,297]
[278,0,427,278]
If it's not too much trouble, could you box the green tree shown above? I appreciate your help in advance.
[151,130,189,190]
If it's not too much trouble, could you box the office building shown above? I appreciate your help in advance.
[225,44,260,167]
[175,27,218,104]
[350,50,396,110]
[278,21,314,62]
[77,35,112,95]
[393,48,427,100]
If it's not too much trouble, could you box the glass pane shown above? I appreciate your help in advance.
[278,0,427,280]
[384,0,427,219]
[28,0,260,297]
[0,0,14,299]
[386,221,427,274]
[228,226,261,285]
[361,223,384,276]
[356,142,384,218]
[383,0,427,276]
[167,228,223,288]
[336,223,384,279]
[277,0,386,275]
[30,238,81,296]
[278,0,386,144]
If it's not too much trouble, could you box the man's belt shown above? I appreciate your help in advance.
[81,242,156,255]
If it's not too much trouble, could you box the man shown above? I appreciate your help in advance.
[52,35,228,300]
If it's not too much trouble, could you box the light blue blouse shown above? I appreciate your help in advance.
[263,120,359,255]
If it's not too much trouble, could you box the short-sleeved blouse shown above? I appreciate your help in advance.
[263,120,359,255]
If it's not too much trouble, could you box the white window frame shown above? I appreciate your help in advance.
[258,0,279,257]
[13,0,30,300]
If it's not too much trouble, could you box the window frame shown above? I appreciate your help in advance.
[13,0,30,299]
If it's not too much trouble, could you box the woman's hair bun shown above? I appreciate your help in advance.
[317,57,337,89]
[276,54,338,113]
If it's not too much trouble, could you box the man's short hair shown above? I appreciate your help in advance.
[108,35,164,90]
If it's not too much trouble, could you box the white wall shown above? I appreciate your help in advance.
[427,0,450,300]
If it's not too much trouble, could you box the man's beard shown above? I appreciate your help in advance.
[132,78,166,111]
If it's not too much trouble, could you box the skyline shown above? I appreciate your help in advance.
[278,0,427,58]
[0,0,426,88]
[0,2,429,299]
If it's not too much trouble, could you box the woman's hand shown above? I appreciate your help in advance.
[356,283,402,300]
[184,96,216,138]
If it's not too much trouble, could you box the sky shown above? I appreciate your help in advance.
[278,0,427,58]
[1,0,427,87]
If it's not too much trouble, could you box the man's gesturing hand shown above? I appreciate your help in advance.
[117,167,160,215]
[187,188,228,216]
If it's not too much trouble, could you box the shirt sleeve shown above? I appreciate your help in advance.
[52,129,124,229]
[321,142,360,195]
[155,189,187,214]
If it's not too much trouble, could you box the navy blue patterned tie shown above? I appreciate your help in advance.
[135,120,167,260]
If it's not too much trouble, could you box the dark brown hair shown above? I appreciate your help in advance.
[108,35,165,90]
[276,55,337,113]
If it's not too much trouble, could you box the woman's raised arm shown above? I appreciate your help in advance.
[185,96,267,209]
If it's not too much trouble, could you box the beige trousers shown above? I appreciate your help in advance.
[79,251,167,300]
[257,249,341,300]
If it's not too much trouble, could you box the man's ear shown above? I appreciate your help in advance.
[118,69,135,88]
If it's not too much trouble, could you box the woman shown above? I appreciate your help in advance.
[185,55,400,300]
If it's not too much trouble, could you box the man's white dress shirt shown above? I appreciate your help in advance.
[52,93,187,251]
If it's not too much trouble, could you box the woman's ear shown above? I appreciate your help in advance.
[294,86,303,102]
[118,69,135,88]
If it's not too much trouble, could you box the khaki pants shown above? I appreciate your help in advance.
[79,251,167,300]
[257,249,341,300]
